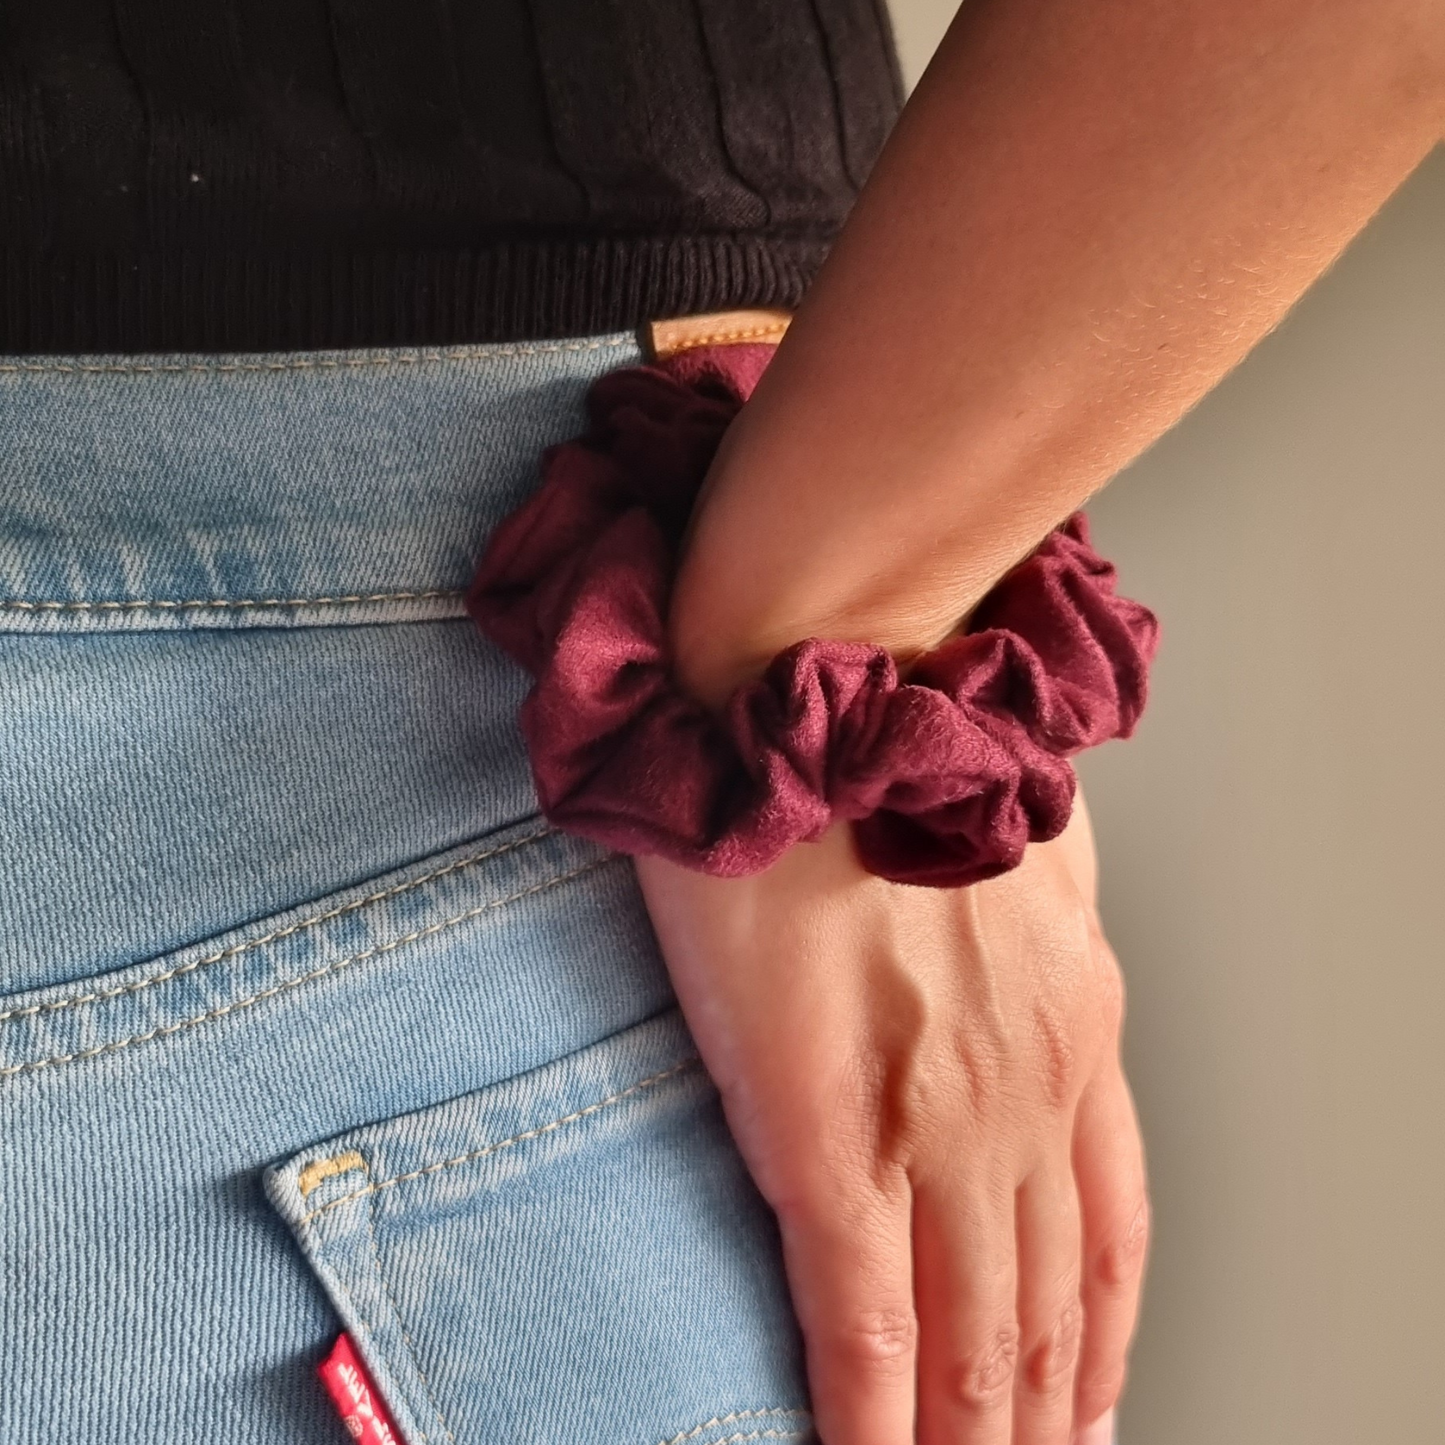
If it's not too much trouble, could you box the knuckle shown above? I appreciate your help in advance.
[1031,998,1081,1111]
[1092,947,1126,1035]
[951,1041,1008,1123]
[1097,1197,1151,1289]
[815,1053,938,1179]
[822,1308,919,1377]
[1023,1297,1084,1395]
[1027,925,1126,1114]
[945,1323,1021,1411]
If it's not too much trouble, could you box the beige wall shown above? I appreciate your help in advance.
[885,6,1445,1441]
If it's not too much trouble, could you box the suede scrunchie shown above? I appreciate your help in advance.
[469,341,1159,887]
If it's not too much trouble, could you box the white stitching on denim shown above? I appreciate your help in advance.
[0,589,465,614]
[361,1164,456,1444]
[0,827,554,1022]
[688,1433,808,1445]
[0,856,617,1077]
[0,337,632,377]
[657,1410,812,1445]
[298,1057,700,1224]
[298,1205,435,1445]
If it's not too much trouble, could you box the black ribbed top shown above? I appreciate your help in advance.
[0,0,902,353]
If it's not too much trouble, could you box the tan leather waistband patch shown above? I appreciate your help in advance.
[643,308,792,361]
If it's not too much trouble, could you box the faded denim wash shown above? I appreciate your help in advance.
[0,340,810,1444]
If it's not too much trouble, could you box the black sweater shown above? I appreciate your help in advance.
[0,0,903,353]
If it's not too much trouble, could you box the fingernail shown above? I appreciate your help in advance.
[1071,1407,1116,1445]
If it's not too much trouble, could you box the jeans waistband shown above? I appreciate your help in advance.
[0,335,641,633]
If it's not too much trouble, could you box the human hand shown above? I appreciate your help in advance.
[635,799,1148,1445]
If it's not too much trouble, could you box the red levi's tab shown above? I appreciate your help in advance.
[318,1333,403,1444]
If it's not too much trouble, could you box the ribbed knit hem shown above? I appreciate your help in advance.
[0,233,832,355]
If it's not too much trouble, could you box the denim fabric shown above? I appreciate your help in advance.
[0,342,810,1443]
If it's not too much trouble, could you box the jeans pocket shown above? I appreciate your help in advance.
[263,1007,812,1445]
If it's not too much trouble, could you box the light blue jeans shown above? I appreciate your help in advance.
[0,341,810,1443]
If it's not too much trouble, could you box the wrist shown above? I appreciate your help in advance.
[665,408,1036,709]
[668,498,999,709]
[669,589,956,711]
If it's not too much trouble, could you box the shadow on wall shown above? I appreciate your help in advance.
[1079,148,1445,1445]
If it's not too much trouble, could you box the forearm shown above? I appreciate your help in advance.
[671,0,1445,704]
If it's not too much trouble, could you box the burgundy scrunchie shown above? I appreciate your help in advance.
[469,341,1159,887]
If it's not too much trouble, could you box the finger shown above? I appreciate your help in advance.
[772,1179,917,1445]
[1071,1063,1150,1428]
[1072,1407,1116,1445]
[1011,1162,1085,1445]
[913,1172,1019,1445]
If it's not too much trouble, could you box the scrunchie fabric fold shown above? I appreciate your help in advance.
[469,341,1159,887]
